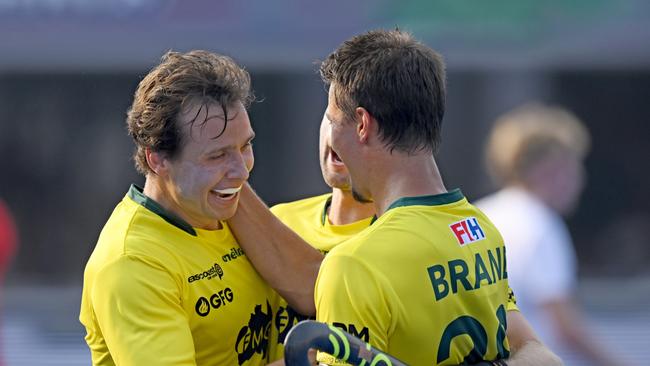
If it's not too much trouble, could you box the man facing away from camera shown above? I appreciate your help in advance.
[228,30,562,366]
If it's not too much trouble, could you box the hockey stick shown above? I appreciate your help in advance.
[283,320,408,366]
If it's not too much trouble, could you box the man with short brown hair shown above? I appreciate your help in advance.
[229,30,562,365]
[80,50,279,366]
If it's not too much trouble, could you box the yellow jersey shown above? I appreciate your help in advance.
[271,193,373,255]
[269,193,373,360]
[79,185,279,366]
[315,190,517,365]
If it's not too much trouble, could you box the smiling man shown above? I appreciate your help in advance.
[79,51,279,366]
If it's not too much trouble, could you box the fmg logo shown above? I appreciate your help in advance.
[449,217,485,245]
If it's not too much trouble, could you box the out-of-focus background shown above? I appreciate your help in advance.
[0,1,649,365]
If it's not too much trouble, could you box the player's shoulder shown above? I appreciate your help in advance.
[270,193,331,217]
[88,228,171,283]
[324,215,391,259]
[337,197,480,248]
[98,198,189,259]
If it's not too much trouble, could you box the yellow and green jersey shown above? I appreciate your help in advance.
[315,190,518,365]
[79,185,279,366]
[269,193,373,360]
[271,193,373,255]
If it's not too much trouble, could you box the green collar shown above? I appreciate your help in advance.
[385,189,464,211]
[127,184,197,236]
[370,189,464,224]
[321,195,333,226]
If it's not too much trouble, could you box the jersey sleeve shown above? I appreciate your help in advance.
[91,254,197,366]
[506,285,519,312]
[314,253,391,365]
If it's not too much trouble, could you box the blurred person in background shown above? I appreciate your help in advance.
[79,50,280,366]
[0,198,18,366]
[477,103,617,366]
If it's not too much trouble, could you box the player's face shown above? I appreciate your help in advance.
[162,101,254,230]
[325,85,372,203]
[319,113,352,190]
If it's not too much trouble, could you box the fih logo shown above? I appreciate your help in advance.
[188,263,224,283]
[195,287,234,317]
[235,301,272,365]
[449,217,486,245]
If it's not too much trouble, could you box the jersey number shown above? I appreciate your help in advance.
[436,305,509,364]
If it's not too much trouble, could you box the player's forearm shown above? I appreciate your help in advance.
[504,310,563,365]
[228,183,323,315]
[505,340,563,366]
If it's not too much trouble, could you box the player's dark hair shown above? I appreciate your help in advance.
[126,50,254,175]
[320,29,446,154]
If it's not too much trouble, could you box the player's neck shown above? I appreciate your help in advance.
[328,188,375,225]
[143,177,170,210]
[371,153,447,217]
[142,176,223,230]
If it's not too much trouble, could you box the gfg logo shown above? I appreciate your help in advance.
[195,287,234,317]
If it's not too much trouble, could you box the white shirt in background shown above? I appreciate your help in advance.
[476,187,577,353]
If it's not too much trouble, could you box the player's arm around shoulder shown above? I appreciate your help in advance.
[228,183,324,316]
[504,310,563,366]
[90,254,197,366]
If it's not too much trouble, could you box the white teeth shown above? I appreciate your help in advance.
[213,186,242,195]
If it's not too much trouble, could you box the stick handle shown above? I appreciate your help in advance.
[283,320,408,366]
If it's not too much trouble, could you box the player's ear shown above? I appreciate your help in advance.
[145,148,169,176]
[355,106,374,144]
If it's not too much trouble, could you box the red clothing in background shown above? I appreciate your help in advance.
[0,199,17,280]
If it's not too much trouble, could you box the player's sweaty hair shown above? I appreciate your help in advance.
[127,50,254,175]
[485,102,590,185]
[320,29,447,155]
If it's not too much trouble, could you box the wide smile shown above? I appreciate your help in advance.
[210,186,242,201]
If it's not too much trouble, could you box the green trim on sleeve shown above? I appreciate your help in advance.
[127,184,197,236]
